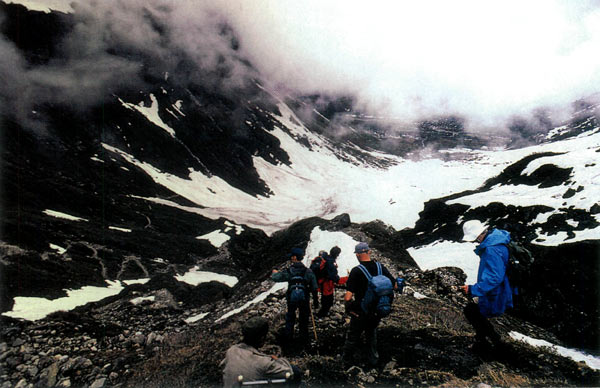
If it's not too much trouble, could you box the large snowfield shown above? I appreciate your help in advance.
[106,91,600,246]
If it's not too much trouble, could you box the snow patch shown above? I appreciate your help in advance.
[2,281,124,321]
[49,244,66,254]
[531,211,555,224]
[185,312,209,324]
[532,226,600,246]
[131,296,155,305]
[216,283,286,322]
[224,220,244,235]
[407,241,479,284]
[304,227,362,277]
[172,100,185,116]
[3,0,73,13]
[175,267,238,287]
[122,278,149,285]
[196,230,230,247]
[43,209,88,222]
[119,94,175,137]
[109,226,132,233]
[509,332,600,370]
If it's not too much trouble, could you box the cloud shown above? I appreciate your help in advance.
[218,0,600,127]
[0,35,27,118]
[2,0,599,131]
[0,0,255,127]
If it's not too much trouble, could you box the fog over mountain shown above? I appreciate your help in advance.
[3,0,600,132]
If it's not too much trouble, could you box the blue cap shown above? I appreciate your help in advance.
[289,247,305,258]
[354,242,370,253]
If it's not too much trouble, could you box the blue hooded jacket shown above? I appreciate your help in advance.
[470,228,514,317]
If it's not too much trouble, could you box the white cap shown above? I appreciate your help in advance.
[462,220,488,242]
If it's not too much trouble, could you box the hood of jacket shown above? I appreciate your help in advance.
[476,228,511,254]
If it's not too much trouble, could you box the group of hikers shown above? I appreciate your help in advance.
[221,220,518,387]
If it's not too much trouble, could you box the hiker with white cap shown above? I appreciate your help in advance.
[460,220,515,355]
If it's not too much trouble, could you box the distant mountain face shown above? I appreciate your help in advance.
[0,2,400,310]
[1,2,599,355]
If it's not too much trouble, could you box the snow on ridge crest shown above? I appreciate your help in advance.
[118,94,176,137]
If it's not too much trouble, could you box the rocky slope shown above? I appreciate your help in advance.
[1,217,599,388]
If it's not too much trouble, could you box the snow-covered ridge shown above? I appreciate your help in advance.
[447,130,600,246]
[43,209,88,222]
[104,92,525,235]
[119,94,175,137]
[104,88,599,243]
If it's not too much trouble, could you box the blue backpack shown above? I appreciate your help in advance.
[358,262,394,317]
[288,266,308,304]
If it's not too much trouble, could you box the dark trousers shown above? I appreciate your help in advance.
[317,294,334,317]
[464,302,501,345]
[342,313,380,366]
[285,300,310,341]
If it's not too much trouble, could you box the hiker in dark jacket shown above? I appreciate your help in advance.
[272,247,318,344]
[460,220,515,354]
[313,246,348,317]
[342,242,396,366]
[221,317,301,388]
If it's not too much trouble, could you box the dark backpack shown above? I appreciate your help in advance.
[358,262,394,318]
[310,256,327,280]
[504,241,535,287]
[288,266,308,303]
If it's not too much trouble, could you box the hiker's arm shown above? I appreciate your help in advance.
[261,354,294,380]
[382,266,398,290]
[308,272,319,306]
[343,291,354,314]
[327,261,340,283]
[271,271,288,282]
[309,272,318,291]
[470,246,506,296]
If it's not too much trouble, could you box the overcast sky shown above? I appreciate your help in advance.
[4,0,600,128]
[224,0,600,126]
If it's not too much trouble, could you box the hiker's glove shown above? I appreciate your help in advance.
[460,285,469,295]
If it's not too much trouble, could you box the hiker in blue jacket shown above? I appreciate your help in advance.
[460,220,515,354]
